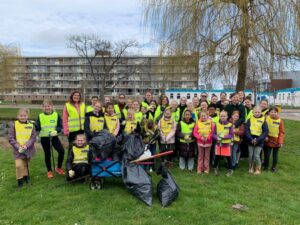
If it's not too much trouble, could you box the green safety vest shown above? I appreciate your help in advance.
[179,121,195,143]
[245,109,253,122]
[171,109,180,122]
[114,104,123,119]
[39,111,58,137]
[66,102,85,132]
[211,115,219,124]
[141,101,151,110]
[86,105,94,113]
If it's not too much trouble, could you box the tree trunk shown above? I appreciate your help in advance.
[236,2,250,91]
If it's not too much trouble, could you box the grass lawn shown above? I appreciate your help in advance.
[0,108,63,120]
[1,120,300,225]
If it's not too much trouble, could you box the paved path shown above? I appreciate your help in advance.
[280,109,300,121]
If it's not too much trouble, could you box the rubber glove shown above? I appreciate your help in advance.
[68,170,75,178]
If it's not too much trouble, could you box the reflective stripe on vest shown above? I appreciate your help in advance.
[266,116,280,138]
[86,105,94,113]
[39,112,58,137]
[216,122,232,144]
[15,120,33,146]
[179,121,195,143]
[233,127,240,142]
[124,120,137,134]
[104,115,118,134]
[160,118,175,137]
[197,120,212,137]
[250,116,265,136]
[89,116,104,132]
[66,102,85,132]
[114,104,122,119]
[73,145,89,164]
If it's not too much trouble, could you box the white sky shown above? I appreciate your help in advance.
[0,0,158,56]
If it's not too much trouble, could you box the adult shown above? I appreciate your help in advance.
[192,97,201,118]
[238,91,246,103]
[86,96,99,113]
[103,96,111,108]
[260,99,269,116]
[200,92,210,105]
[178,97,187,121]
[216,92,227,112]
[63,91,85,150]
[141,90,153,110]
[224,92,245,127]
[145,100,157,121]
[210,94,218,106]
[114,94,126,119]
[244,97,254,122]
[154,95,169,123]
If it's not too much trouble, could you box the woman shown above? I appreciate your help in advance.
[154,95,169,123]
[63,91,85,150]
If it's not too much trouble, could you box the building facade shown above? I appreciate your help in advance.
[1,54,199,102]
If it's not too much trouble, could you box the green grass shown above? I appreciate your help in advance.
[0,108,63,120]
[1,120,300,225]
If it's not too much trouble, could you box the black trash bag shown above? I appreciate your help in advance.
[122,160,153,206]
[89,130,117,159]
[157,166,180,207]
[122,134,145,161]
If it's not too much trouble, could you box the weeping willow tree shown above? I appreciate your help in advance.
[143,0,300,90]
[0,44,20,94]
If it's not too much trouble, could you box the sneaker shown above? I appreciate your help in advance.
[23,176,31,185]
[197,171,202,174]
[47,171,54,178]
[55,167,65,175]
[271,167,277,173]
[204,170,209,174]
[226,170,233,177]
[17,178,24,190]
[214,168,219,176]
[149,168,153,173]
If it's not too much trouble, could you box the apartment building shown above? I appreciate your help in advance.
[1,54,199,102]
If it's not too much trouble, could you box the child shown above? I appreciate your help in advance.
[8,108,37,188]
[208,104,219,124]
[157,108,176,163]
[66,134,90,181]
[260,99,269,116]
[186,102,197,122]
[230,111,245,169]
[176,110,195,171]
[121,109,141,135]
[245,106,269,174]
[193,111,214,174]
[133,100,143,123]
[170,100,180,123]
[141,119,159,172]
[36,100,65,178]
[104,103,120,137]
[212,111,234,176]
[264,107,284,172]
[84,101,105,141]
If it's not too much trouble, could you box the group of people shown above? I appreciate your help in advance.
[8,89,284,189]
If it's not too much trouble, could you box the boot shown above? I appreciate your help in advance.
[226,169,233,177]
[17,178,24,190]
[254,166,261,175]
[23,176,31,185]
[248,164,254,174]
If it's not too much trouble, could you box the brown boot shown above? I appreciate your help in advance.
[254,166,261,175]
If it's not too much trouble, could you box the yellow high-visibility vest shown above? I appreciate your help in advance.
[65,102,85,132]
[197,120,212,137]
[233,127,241,142]
[86,105,94,113]
[266,116,281,138]
[73,145,89,164]
[179,121,195,143]
[89,116,104,132]
[15,120,34,146]
[160,118,175,137]
[114,104,122,119]
[104,114,118,134]
[216,122,232,144]
[39,112,58,137]
[124,120,137,134]
[135,112,143,123]
[250,116,265,136]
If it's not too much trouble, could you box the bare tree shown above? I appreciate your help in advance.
[0,44,20,94]
[143,0,300,90]
[67,34,138,98]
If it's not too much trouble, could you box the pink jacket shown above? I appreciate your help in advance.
[193,119,214,147]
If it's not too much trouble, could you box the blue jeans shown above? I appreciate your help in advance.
[231,144,239,168]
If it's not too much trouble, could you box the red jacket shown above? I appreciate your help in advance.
[265,116,284,148]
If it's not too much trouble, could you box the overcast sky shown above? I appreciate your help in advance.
[0,0,157,56]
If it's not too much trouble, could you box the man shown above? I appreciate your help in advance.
[114,94,126,119]
[224,92,245,127]
[216,92,227,112]
[200,92,210,105]
[103,96,111,108]
[141,90,153,110]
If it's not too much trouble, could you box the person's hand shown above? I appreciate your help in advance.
[265,137,269,142]
[252,138,257,145]
[22,145,27,150]
[18,147,25,154]
[279,144,283,148]
[121,120,126,126]
[68,170,75,178]
[184,135,190,141]
[145,132,150,136]
[50,130,58,137]
[64,131,69,136]
[203,137,207,142]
